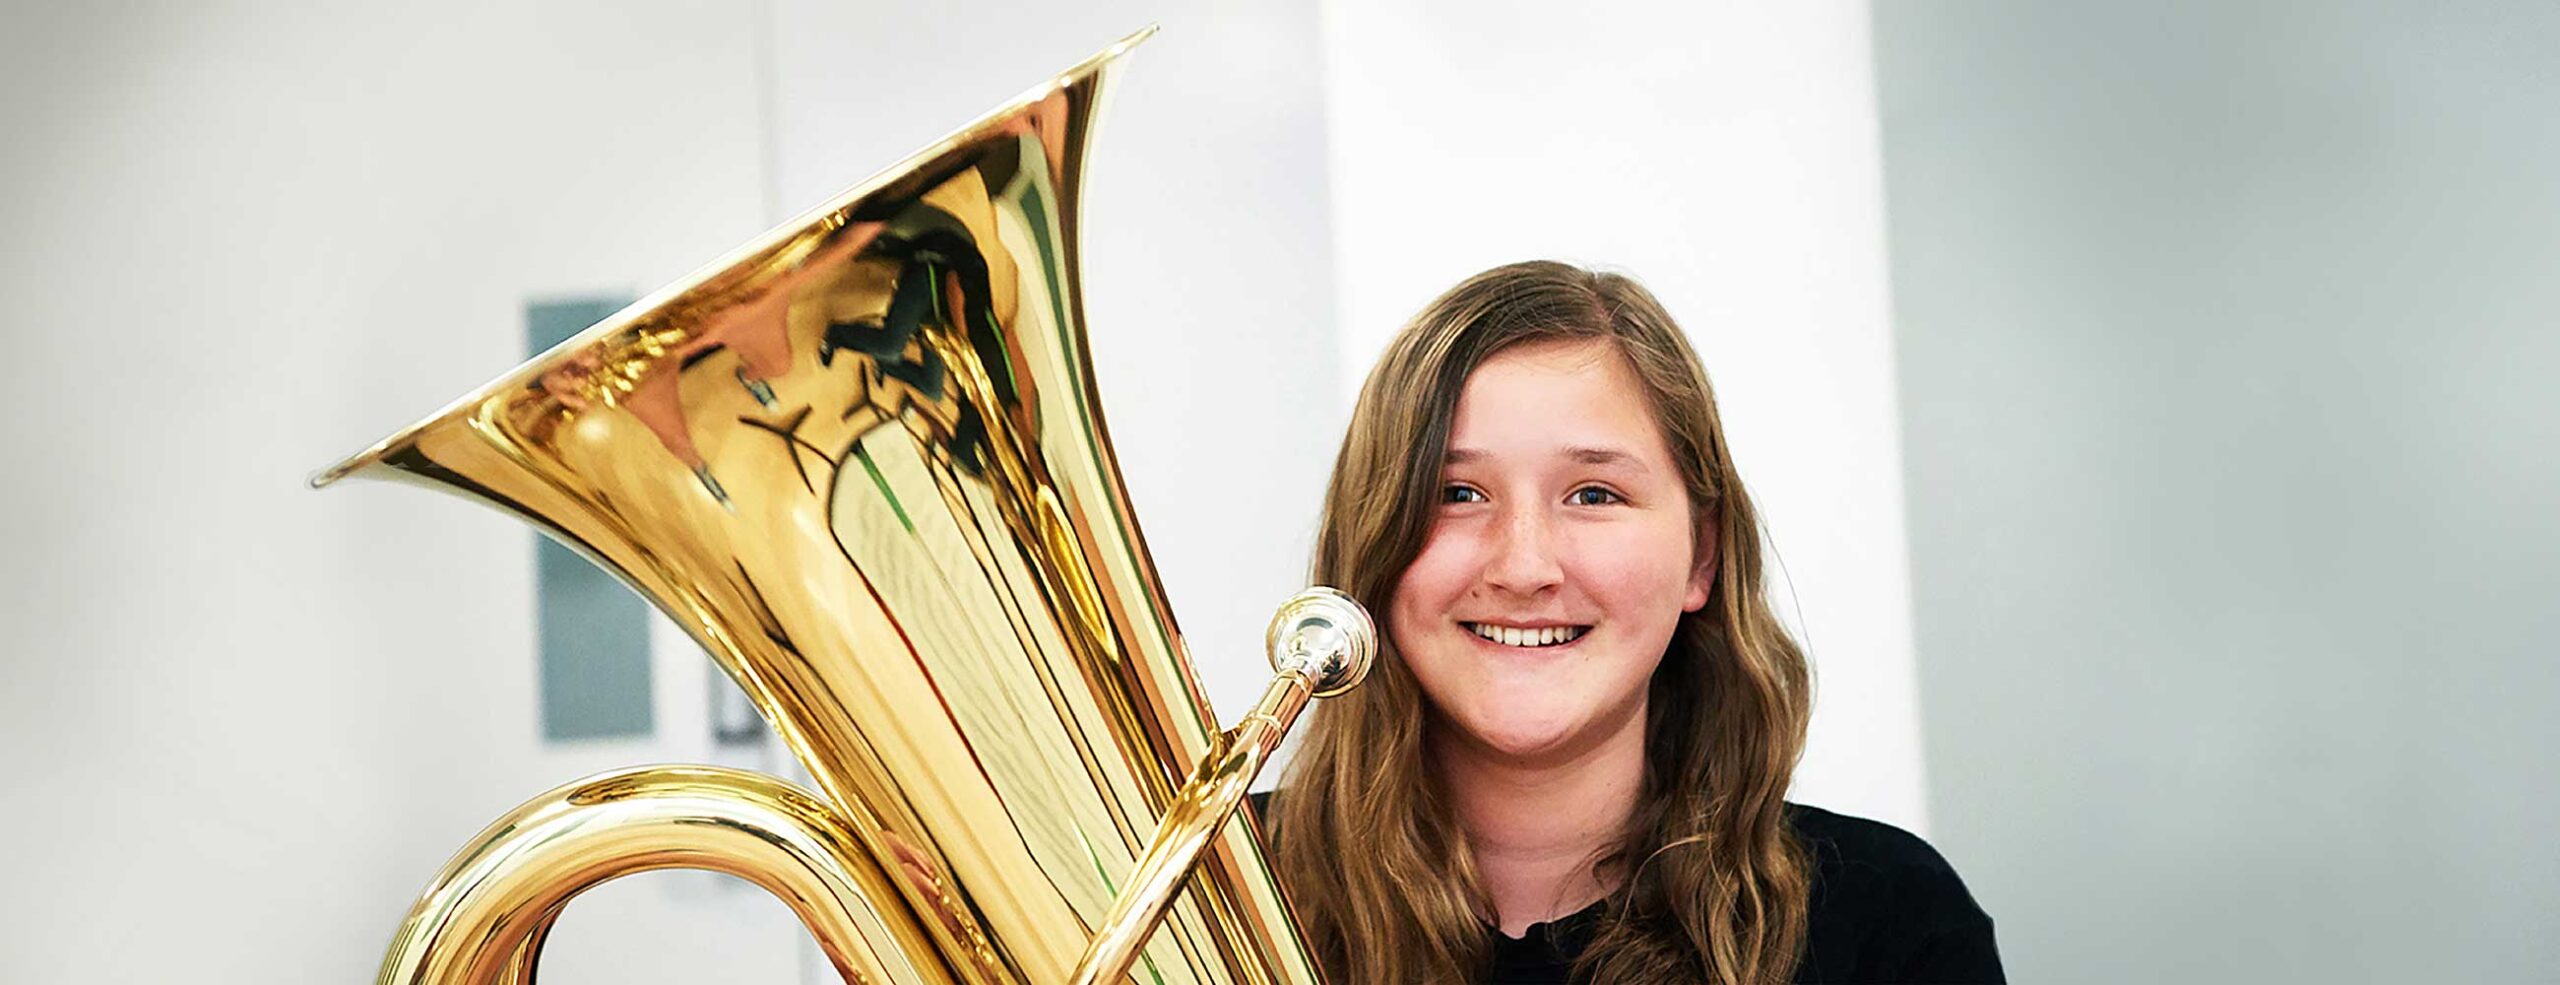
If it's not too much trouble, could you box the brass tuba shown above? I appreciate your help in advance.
[312,28,1370,985]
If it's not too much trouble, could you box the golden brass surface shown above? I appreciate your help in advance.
[1068,589,1372,985]
[317,27,1368,985]
[377,766,946,985]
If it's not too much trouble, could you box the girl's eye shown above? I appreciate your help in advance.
[1568,486,1624,506]
[1442,484,1487,504]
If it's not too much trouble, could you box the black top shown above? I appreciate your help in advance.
[1249,795,2003,984]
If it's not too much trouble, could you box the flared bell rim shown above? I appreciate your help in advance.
[308,23,1161,491]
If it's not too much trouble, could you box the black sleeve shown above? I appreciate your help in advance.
[1868,850,2004,984]
[1791,803,2005,984]
[1884,914,2004,984]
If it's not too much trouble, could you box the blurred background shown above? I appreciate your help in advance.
[1,1,2550,982]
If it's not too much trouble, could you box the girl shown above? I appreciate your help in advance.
[1265,261,2002,983]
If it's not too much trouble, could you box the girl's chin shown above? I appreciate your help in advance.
[1440,706,1614,763]
[1413,663,1655,765]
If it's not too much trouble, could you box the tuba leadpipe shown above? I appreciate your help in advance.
[315,27,1368,985]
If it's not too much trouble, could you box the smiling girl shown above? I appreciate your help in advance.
[1263,262,2001,983]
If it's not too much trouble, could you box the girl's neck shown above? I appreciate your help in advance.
[1434,703,1648,938]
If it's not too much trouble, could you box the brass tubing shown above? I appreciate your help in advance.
[375,765,949,985]
[1067,670,1315,985]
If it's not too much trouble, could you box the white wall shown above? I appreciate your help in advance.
[0,3,801,982]
[1317,0,1931,831]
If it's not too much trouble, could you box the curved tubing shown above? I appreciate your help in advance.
[376,765,950,985]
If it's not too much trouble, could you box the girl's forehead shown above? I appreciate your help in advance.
[1478,335,1619,371]
[1449,340,1670,464]
[1464,340,1638,411]
[1461,338,1632,396]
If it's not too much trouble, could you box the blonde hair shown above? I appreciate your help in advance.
[1270,261,1813,982]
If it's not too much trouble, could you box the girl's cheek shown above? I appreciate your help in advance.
[1416,525,1488,574]
[1398,539,1470,604]
[1573,527,1687,587]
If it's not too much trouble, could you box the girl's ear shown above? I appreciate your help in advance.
[1682,518,1719,613]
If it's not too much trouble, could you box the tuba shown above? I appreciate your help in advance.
[313,28,1370,985]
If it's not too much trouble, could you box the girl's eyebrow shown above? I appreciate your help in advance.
[1442,446,1646,469]
[1565,446,1640,468]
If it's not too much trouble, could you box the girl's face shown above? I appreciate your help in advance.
[1392,337,1713,767]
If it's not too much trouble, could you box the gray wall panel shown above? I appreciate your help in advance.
[1874,2,2560,981]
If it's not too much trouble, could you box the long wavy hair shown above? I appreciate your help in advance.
[1269,261,1814,983]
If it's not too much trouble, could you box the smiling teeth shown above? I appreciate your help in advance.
[1466,623,1588,647]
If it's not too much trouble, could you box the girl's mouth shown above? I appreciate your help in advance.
[1461,622,1590,648]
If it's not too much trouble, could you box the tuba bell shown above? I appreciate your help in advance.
[312,28,1370,985]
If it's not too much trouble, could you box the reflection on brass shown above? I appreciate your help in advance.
[316,27,1372,985]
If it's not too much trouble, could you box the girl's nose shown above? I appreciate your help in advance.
[1482,508,1564,596]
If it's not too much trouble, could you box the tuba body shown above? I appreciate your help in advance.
[315,29,1365,985]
